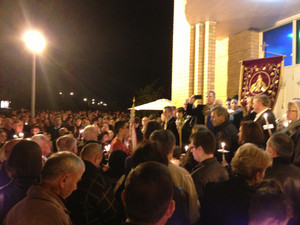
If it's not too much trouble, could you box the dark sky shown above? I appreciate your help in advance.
[0,0,174,110]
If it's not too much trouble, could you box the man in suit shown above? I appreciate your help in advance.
[253,94,276,144]
[163,106,179,146]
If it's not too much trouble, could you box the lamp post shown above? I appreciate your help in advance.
[23,30,46,118]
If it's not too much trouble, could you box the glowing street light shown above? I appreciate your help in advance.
[70,92,74,96]
[23,30,46,118]
[83,98,87,102]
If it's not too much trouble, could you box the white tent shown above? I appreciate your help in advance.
[130,99,173,111]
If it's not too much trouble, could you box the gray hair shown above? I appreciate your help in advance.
[56,134,77,152]
[82,125,98,140]
[31,134,50,147]
[254,94,270,107]
[41,151,84,182]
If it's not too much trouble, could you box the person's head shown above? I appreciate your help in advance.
[6,140,42,179]
[249,180,292,225]
[122,162,175,225]
[53,115,62,127]
[75,117,82,127]
[56,134,78,154]
[13,120,24,133]
[210,106,229,127]
[0,129,7,144]
[0,139,21,163]
[189,130,216,162]
[206,91,216,106]
[102,122,110,132]
[163,106,173,120]
[286,100,300,122]
[214,99,223,107]
[59,127,69,136]
[144,121,162,140]
[3,118,13,130]
[132,141,168,168]
[230,99,238,111]
[191,124,209,134]
[31,125,41,136]
[238,121,264,146]
[266,133,294,159]
[176,107,185,119]
[82,125,98,141]
[114,120,129,138]
[246,96,254,113]
[141,117,149,127]
[99,131,109,143]
[231,143,272,186]
[80,143,103,168]
[150,129,175,160]
[31,134,52,157]
[41,151,85,199]
[253,94,270,113]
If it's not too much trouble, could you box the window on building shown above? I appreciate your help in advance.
[297,20,300,64]
[263,23,293,66]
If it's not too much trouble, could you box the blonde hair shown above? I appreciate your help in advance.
[231,143,272,180]
[288,99,300,120]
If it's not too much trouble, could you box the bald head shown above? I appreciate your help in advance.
[80,143,103,168]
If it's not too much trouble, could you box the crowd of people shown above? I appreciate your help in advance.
[0,91,300,225]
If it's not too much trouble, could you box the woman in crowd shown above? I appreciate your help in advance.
[238,121,265,148]
[0,140,42,223]
[200,143,272,225]
[281,99,300,166]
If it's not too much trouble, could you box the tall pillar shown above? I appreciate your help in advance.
[193,23,205,103]
[203,21,216,96]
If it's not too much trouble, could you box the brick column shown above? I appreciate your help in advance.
[203,21,216,96]
[193,23,205,103]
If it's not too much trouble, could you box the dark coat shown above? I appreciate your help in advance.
[255,109,276,144]
[281,121,300,165]
[213,119,239,163]
[186,104,214,131]
[67,160,121,225]
[0,177,38,224]
[163,117,179,146]
[265,157,300,223]
[200,176,256,225]
[191,157,229,202]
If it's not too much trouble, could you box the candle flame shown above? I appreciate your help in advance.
[221,142,225,148]
[185,145,189,152]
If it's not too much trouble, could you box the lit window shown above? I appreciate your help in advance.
[263,23,293,66]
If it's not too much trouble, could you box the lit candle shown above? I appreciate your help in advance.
[184,145,189,152]
[221,142,226,161]
[19,132,24,138]
[263,113,272,136]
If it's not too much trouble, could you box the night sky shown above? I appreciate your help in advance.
[0,0,174,111]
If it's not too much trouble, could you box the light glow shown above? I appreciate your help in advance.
[23,30,46,53]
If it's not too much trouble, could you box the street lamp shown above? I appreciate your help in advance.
[23,30,46,118]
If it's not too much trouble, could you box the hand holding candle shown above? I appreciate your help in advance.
[263,113,272,136]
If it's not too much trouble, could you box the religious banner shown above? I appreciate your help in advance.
[239,56,284,109]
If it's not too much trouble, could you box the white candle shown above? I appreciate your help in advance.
[221,142,226,161]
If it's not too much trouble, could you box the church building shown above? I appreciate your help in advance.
[171,0,300,118]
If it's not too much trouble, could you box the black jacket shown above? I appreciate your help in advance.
[265,157,300,223]
[200,176,256,225]
[214,119,239,163]
[163,117,179,146]
[191,157,229,202]
[255,109,276,144]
